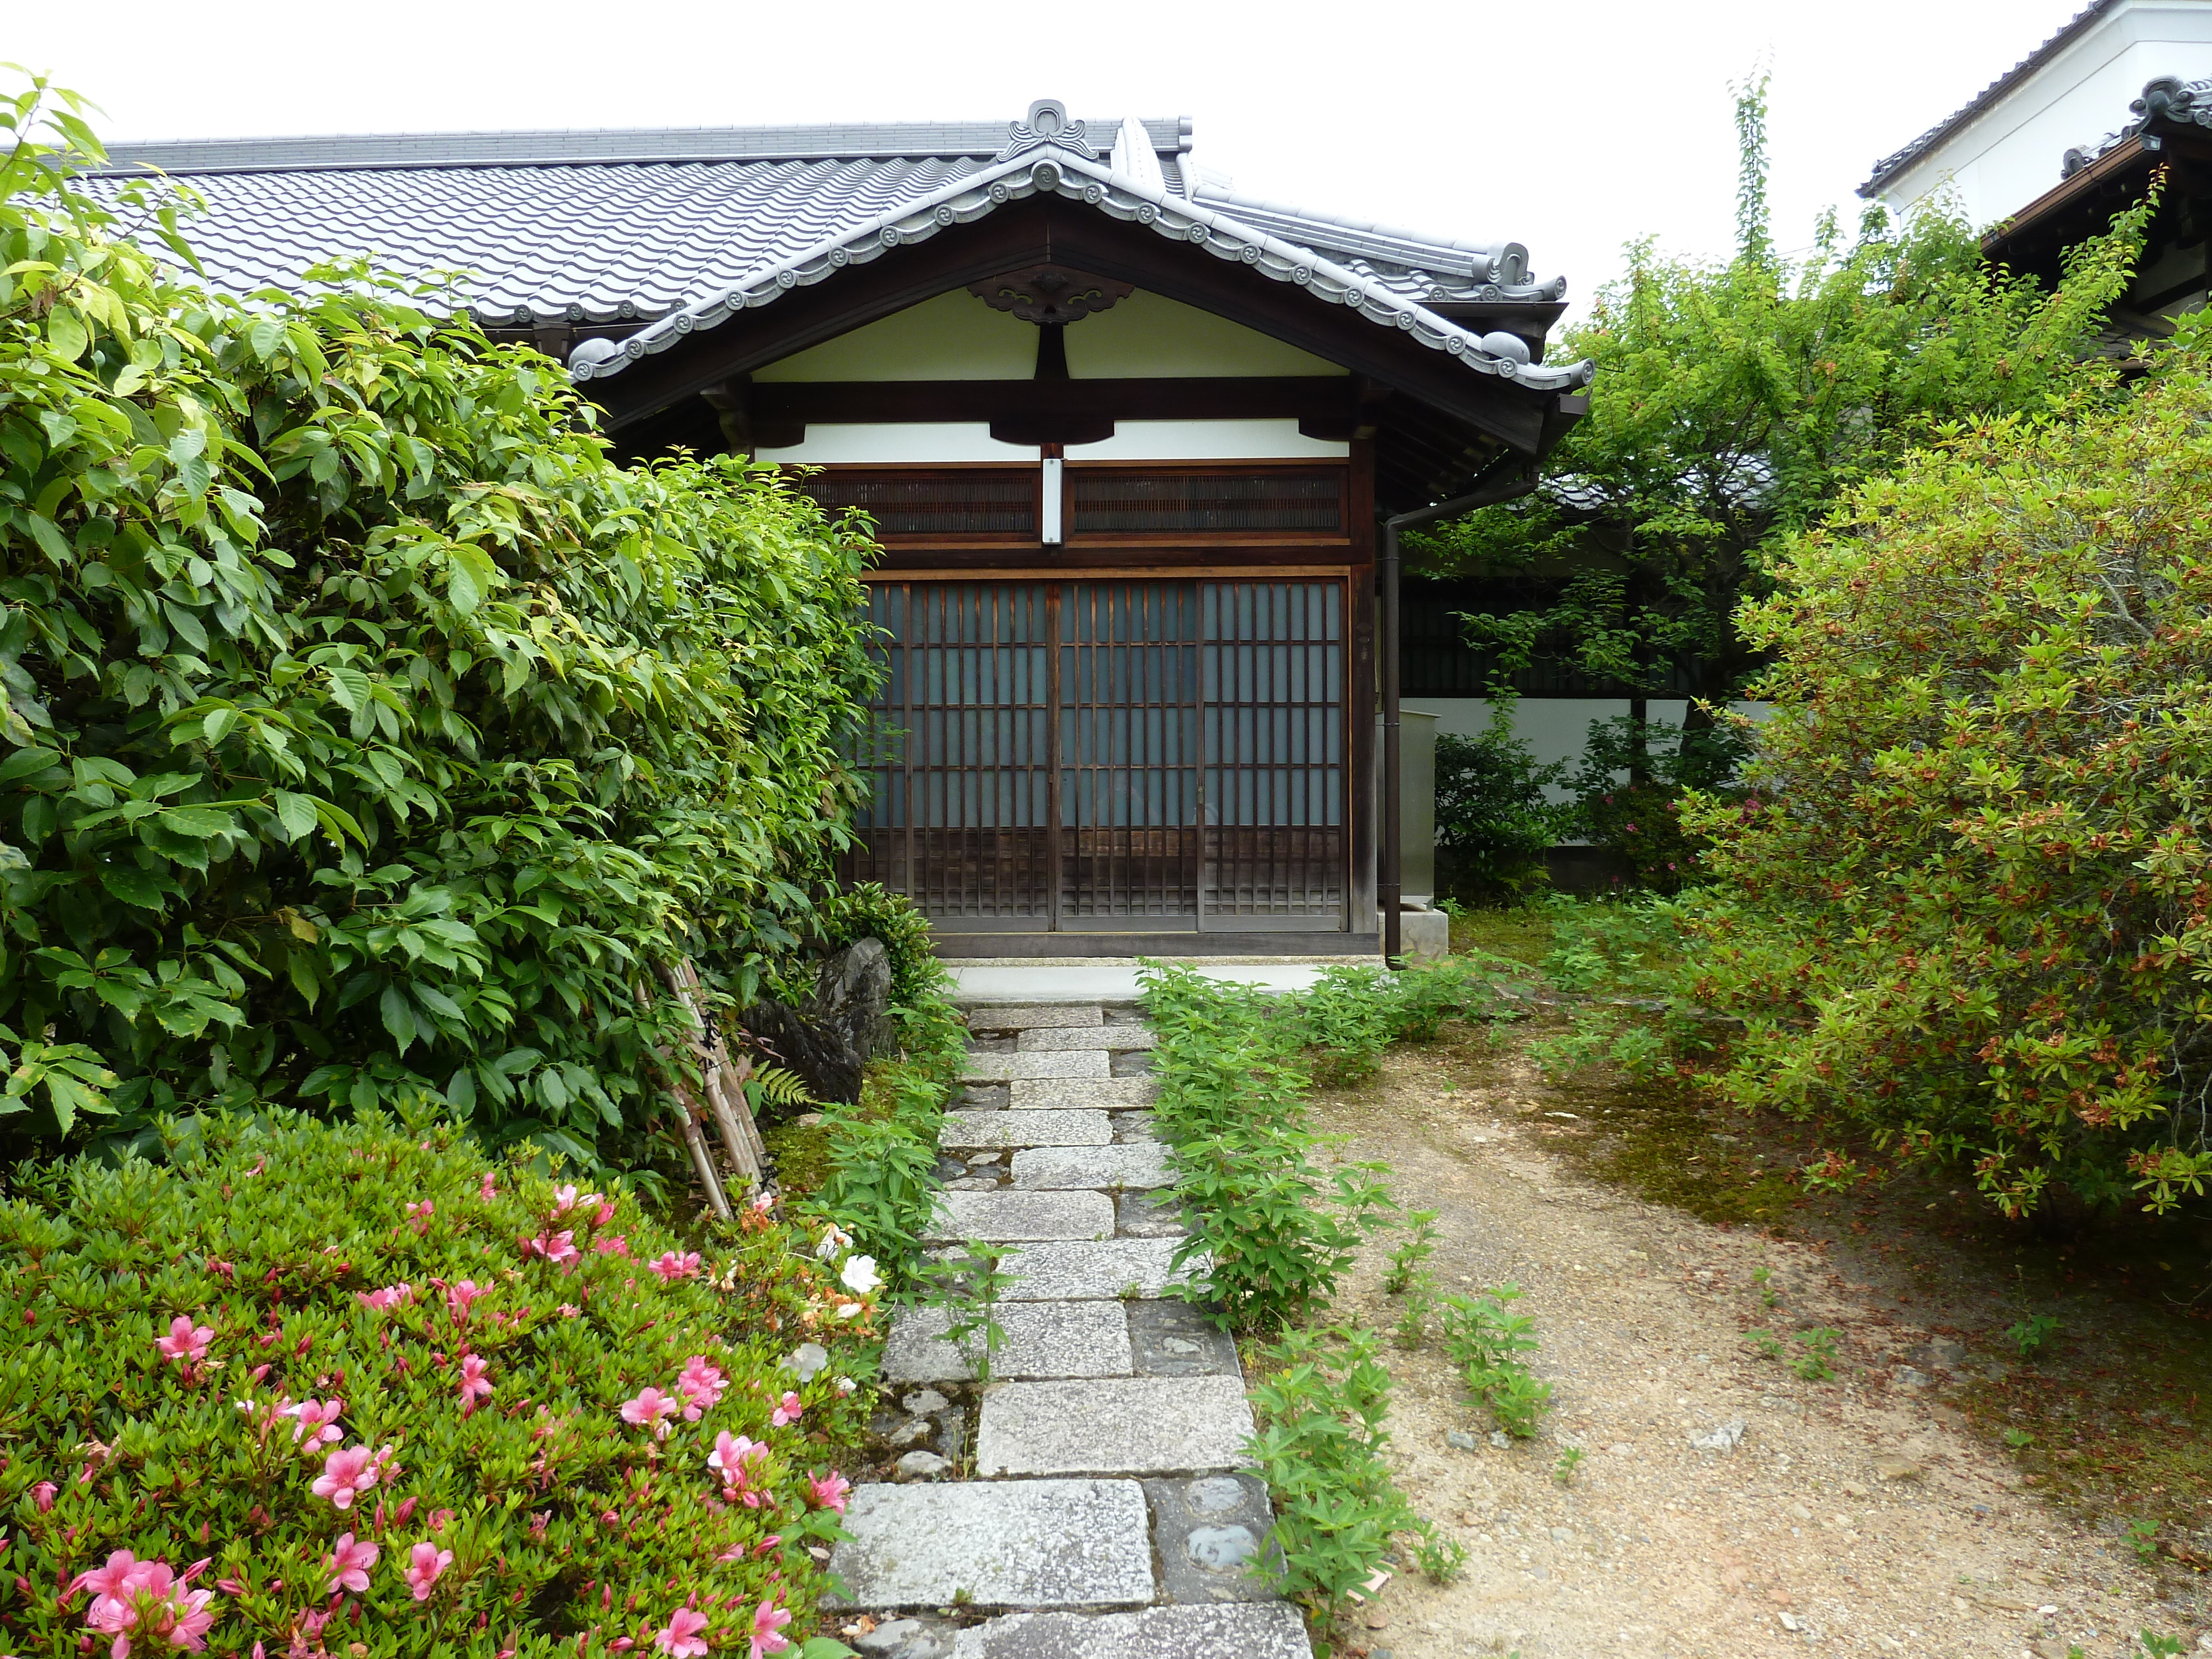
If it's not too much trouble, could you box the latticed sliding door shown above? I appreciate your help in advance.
[1057,583,1202,928]
[846,577,1345,933]
[844,582,1051,926]
[1200,581,1346,927]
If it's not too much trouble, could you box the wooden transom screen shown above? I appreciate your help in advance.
[844,580,1345,932]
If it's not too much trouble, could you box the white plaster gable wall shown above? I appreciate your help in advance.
[1876,0,2212,228]
[752,288,1347,382]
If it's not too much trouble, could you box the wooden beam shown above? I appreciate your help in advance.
[750,376,1353,426]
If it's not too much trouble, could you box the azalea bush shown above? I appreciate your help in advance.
[1679,346,2212,1219]
[0,76,879,1171]
[0,1106,879,1657]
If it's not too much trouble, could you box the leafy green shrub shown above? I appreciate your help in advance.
[1437,1283,1551,1438]
[1241,1328,1418,1618]
[1568,716,1750,893]
[1681,345,2212,1219]
[0,1107,877,1657]
[0,80,878,1173]
[1432,703,1575,903]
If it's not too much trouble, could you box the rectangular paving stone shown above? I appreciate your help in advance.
[1016,1026,1158,1052]
[1012,1076,1160,1110]
[991,1238,1204,1301]
[926,1188,1114,1242]
[976,1375,1256,1477]
[1012,1144,1175,1190]
[826,1479,1153,1610]
[1006,1050,1111,1080]
[961,1052,1014,1082]
[1127,1298,1242,1377]
[951,1605,1312,1659]
[967,1004,1103,1031]
[940,1109,1112,1149]
[1144,1473,1281,1604]
[1115,1188,1187,1239]
[884,1300,1133,1382]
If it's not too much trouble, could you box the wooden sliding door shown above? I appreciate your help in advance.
[847,577,1345,935]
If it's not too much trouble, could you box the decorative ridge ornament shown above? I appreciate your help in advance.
[997,99,1097,161]
[967,264,1134,326]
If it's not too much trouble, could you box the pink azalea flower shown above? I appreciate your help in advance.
[311,1445,379,1509]
[283,1397,344,1452]
[646,1251,701,1282]
[403,1541,453,1601]
[446,1280,490,1324]
[478,1172,497,1201]
[156,1314,213,1368]
[76,1555,219,1655]
[405,1199,434,1234]
[770,1391,804,1428]
[655,1606,710,1658]
[523,1229,580,1266]
[593,1199,617,1227]
[620,1386,678,1440]
[706,1432,770,1505]
[550,1183,581,1215]
[32,1479,56,1511]
[457,1353,493,1416]
[593,1234,632,1259]
[557,1303,582,1319]
[67,1548,144,1605]
[355,1283,414,1312]
[749,1599,792,1659]
[323,1533,378,1596]
[675,1356,726,1422]
[806,1470,851,1514]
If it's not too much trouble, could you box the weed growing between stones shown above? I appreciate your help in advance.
[1138,958,1522,1644]
[915,1238,1019,1384]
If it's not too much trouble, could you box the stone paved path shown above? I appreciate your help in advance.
[828,1003,1314,1659]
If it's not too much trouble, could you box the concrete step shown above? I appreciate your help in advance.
[940,1109,1111,1149]
[884,1300,1135,1384]
[975,1375,1256,1478]
[1010,1143,1174,1190]
[950,1604,1313,1658]
[1015,1025,1159,1052]
[972,1237,1203,1301]
[826,1479,1152,1611]
[925,1188,1114,1243]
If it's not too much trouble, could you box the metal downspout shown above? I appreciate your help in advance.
[1379,456,1539,964]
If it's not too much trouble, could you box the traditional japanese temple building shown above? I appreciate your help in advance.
[97,101,1589,958]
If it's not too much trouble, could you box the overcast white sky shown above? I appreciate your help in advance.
[9,0,2086,318]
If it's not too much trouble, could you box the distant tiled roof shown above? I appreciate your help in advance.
[82,102,1587,395]
[1860,0,2119,196]
[2063,72,2212,173]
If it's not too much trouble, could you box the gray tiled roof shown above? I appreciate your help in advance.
[1860,1,2116,196]
[2063,73,2212,175]
[82,104,1585,394]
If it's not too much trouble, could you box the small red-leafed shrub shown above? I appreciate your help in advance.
[0,1108,881,1657]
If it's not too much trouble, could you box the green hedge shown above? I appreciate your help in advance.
[0,81,878,1168]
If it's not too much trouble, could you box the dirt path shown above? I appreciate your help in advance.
[1306,1041,2196,1659]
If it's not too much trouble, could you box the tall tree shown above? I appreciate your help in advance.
[1413,77,2150,769]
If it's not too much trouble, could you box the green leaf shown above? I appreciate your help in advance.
[156,805,233,839]
[447,545,498,615]
[379,983,419,1054]
[0,746,62,787]
[45,306,87,361]
[201,708,238,745]
[326,664,372,714]
[801,1640,859,1659]
[99,864,168,910]
[272,791,320,842]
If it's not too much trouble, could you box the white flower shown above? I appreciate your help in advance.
[839,1254,881,1296]
[836,1302,863,1320]
[834,1375,857,1397]
[813,1224,852,1262]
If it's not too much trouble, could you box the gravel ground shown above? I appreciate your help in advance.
[1301,1043,2197,1659]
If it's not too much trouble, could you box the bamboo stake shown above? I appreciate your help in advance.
[656,959,768,1191]
[638,979,734,1219]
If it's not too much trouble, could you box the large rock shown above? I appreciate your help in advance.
[813,937,898,1061]
[738,936,898,1109]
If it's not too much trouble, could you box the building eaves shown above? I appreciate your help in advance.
[1859,0,2118,196]
[566,143,1592,395]
[93,118,1193,178]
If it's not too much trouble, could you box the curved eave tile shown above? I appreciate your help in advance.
[573,148,1594,397]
